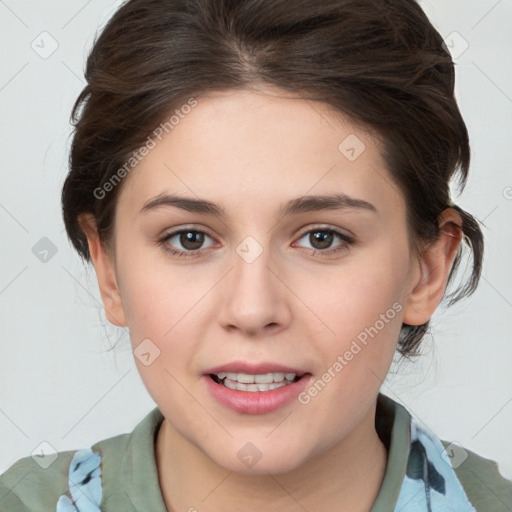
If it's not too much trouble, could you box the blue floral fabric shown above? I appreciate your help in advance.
[56,449,102,512]
[394,417,476,511]
[55,415,476,511]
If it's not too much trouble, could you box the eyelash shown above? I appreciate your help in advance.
[157,226,355,259]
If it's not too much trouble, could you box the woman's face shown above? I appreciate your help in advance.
[108,87,419,474]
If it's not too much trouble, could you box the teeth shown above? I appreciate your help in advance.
[238,373,256,384]
[214,371,301,392]
[216,372,296,385]
[254,373,273,384]
[222,378,292,392]
[223,379,238,390]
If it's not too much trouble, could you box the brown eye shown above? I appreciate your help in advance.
[294,227,354,256]
[179,231,205,250]
[309,230,334,250]
[158,228,216,257]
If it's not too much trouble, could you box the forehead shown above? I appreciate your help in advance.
[117,87,404,219]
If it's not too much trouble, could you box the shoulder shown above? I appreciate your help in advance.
[0,450,74,511]
[0,432,131,512]
[440,440,512,512]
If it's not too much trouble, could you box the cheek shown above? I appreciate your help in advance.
[290,246,409,400]
[296,249,408,337]
[115,247,213,385]
[116,243,199,337]
[292,258,406,444]
[118,259,204,411]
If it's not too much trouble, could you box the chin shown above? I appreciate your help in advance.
[207,440,311,476]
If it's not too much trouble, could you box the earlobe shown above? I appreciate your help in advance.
[78,213,127,328]
[402,208,463,326]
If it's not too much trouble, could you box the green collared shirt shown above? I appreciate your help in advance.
[1,393,511,511]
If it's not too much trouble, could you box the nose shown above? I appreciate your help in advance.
[217,244,292,337]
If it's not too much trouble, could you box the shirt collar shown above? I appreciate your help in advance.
[371,393,412,510]
[121,406,168,511]
[120,392,410,511]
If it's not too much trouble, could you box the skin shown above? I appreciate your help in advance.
[80,86,462,512]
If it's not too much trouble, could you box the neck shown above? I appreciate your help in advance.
[155,400,388,512]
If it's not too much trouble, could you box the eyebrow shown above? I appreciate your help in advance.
[139,192,378,218]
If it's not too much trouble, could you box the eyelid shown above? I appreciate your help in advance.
[161,224,217,240]
[295,223,354,240]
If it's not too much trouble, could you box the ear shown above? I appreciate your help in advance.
[402,208,463,326]
[78,213,127,327]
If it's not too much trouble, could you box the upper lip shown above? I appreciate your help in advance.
[204,361,308,376]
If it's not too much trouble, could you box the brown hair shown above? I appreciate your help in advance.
[61,0,484,358]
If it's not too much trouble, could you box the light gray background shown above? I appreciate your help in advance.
[1,0,511,481]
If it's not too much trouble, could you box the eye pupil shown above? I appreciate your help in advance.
[310,231,333,249]
[181,231,204,250]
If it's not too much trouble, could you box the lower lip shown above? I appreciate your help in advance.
[203,374,312,415]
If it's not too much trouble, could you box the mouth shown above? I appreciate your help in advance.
[204,367,312,414]
[203,362,311,413]
[209,372,303,392]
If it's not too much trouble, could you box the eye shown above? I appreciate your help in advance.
[157,225,354,259]
[293,227,354,256]
[158,228,216,257]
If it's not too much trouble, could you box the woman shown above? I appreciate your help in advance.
[1,0,510,510]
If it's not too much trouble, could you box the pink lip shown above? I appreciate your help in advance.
[203,373,313,415]
[204,361,307,376]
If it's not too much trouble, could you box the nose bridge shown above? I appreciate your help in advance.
[217,234,290,334]
[231,235,277,304]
